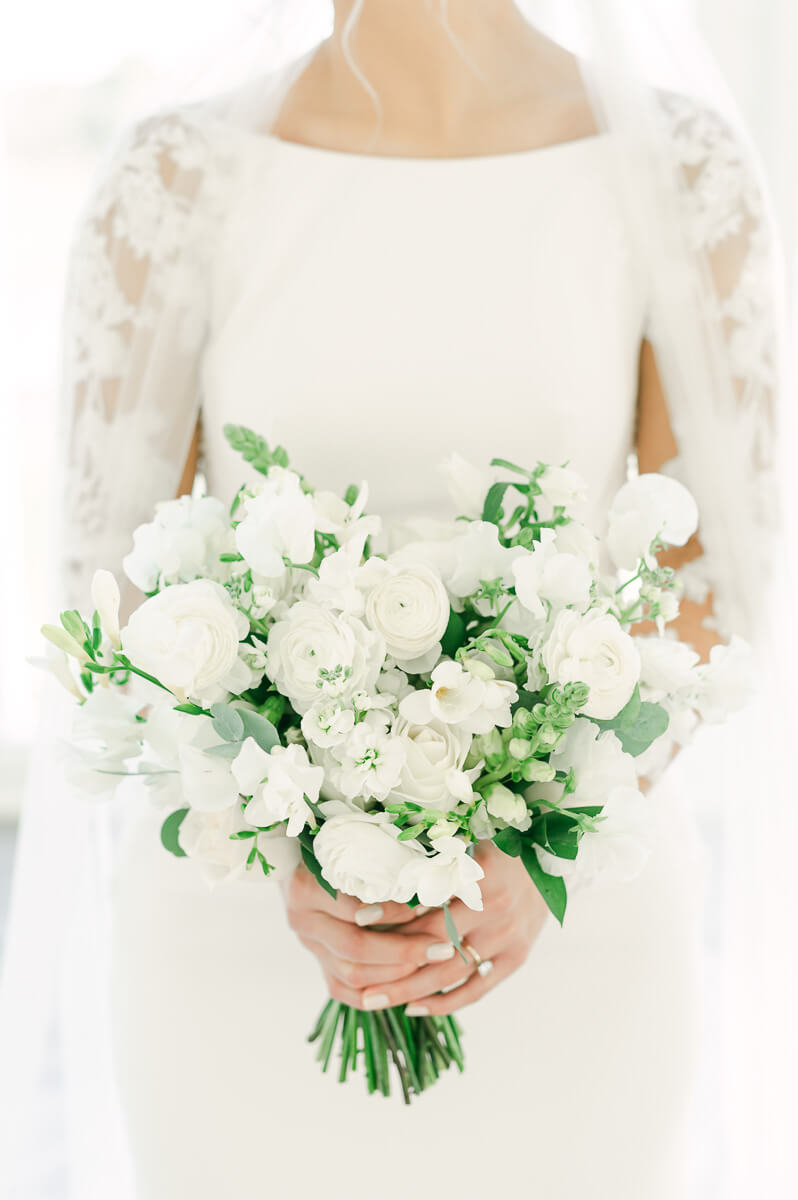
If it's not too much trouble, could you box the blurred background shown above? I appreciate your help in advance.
[1,0,796,959]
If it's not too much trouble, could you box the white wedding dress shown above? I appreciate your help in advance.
[109,131,708,1200]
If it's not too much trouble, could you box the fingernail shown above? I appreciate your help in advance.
[414,905,431,916]
[405,1004,429,1017]
[355,904,384,927]
[426,942,455,962]
[363,993,389,1011]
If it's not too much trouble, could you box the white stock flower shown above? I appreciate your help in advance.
[537,465,588,509]
[399,837,485,911]
[512,529,593,618]
[235,469,316,578]
[180,806,301,886]
[364,562,450,671]
[607,474,698,570]
[91,569,121,648]
[542,608,640,720]
[439,452,497,518]
[123,496,234,592]
[232,738,323,836]
[121,580,251,704]
[301,700,357,749]
[399,660,517,735]
[313,805,425,903]
[389,714,474,811]
[266,602,385,715]
[323,713,406,802]
[694,636,754,722]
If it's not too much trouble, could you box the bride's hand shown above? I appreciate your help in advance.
[357,842,549,1016]
[282,865,458,1002]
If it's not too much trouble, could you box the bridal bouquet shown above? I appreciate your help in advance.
[38,425,750,1102]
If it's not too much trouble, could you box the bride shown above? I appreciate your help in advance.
[1,2,790,1198]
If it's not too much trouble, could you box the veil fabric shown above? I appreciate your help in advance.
[1,2,794,1196]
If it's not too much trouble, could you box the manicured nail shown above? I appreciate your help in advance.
[363,993,389,1011]
[405,1004,429,1017]
[355,904,383,927]
[414,905,431,916]
[426,942,455,962]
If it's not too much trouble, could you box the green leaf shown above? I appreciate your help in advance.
[520,844,567,925]
[160,808,189,858]
[482,482,510,526]
[299,839,337,900]
[614,702,670,757]
[210,702,245,742]
[173,702,209,715]
[493,826,523,858]
[237,709,280,753]
[440,609,468,658]
[443,903,469,965]
[203,741,242,759]
[406,895,421,909]
[531,812,580,861]
[223,424,290,475]
[60,609,87,644]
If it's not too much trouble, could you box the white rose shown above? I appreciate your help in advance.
[537,465,588,509]
[399,660,517,735]
[439,452,497,518]
[266,602,385,715]
[123,495,234,592]
[398,836,485,910]
[364,563,450,670]
[389,714,473,811]
[235,468,316,578]
[542,608,641,720]
[232,738,323,836]
[313,805,425,903]
[121,580,251,704]
[607,474,698,570]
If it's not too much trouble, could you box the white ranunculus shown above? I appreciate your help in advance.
[121,580,251,704]
[364,563,450,669]
[637,635,700,700]
[694,636,754,722]
[439,452,497,518]
[399,660,517,735]
[235,468,316,578]
[398,837,485,910]
[484,783,531,832]
[123,495,235,593]
[180,806,301,886]
[389,714,473,811]
[313,805,425,903]
[323,712,406,803]
[266,602,385,715]
[542,608,641,720]
[91,569,121,648]
[537,465,588,509]
[232,738,323,836]
[607,474,698,570]
[512,529,593,618]
[548,718,637,807]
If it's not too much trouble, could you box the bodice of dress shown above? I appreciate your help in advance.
[201,133,648,529]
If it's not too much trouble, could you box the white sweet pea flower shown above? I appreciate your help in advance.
[694,636,754,722]
[323,712,406,802]
[65,688,145,792]
[313,482,382,549]
[439,452,497,518]
[398,837,485,911]
[537,465,588,509]
[637,635,701,700]
[180,806,301,886]
[389,714,474,811]
[266,602,385,715]
[313,804,425,903]
[232,738,323,836]
[539,786,653,887]
[178,742,241,812]
[364,562,450,671]
[399,660,517,735]
[607,474,698,570]
[121,580,251,704]
[123,495,235,592]
[91,569,121,648]
[554,520,600,567]
[235,469,316,578]
[542,608,641,720]
[512,529,593,618]
[390,521,527,611]
[545,718,638,807]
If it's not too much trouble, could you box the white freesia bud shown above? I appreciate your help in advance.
[607,474,698,570]
[485,783,531,831]
[542,608,640,720]
[27,646,85,700]
[428,818,461,841]
[91,569,121,649]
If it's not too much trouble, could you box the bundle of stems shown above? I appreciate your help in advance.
[308,999,465,1103]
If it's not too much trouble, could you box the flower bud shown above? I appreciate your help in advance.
[521,759,556,783]
[508,737,532,760]
[485,783,531,831]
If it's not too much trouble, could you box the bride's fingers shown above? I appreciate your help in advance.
[288,908,457,967]
[287,865,424,927]
[398,899,483,943]
[404,950,518,1017]
[358,925,512,1011]
[299,939,418,988]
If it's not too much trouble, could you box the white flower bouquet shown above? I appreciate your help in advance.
[39,425,750,1102]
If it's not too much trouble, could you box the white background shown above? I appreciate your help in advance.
[0,1,796,820]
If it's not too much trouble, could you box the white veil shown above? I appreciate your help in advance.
[1,1,794,1196]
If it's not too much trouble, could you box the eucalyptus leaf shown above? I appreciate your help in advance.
[160,808,189,858]
[210,702,245,742]
[203,741,242,759]
[520,844,567,925]
[614,702,669,757]
[238,709,280,753]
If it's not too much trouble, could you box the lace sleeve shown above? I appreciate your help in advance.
[56,110,224,610]
[643,93,783,640]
